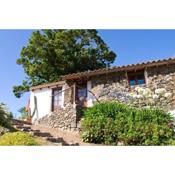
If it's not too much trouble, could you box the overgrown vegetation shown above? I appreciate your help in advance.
[13,30,116,98]
[0,103,13,129]
[0,132,39,146]
[81,102,175,145]
[18,107,28,120]
[0,103,38,146]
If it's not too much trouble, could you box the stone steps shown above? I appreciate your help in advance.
[21,128,32,132]
[12,121,78,146]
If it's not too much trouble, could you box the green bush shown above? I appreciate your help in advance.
[83,102,130,119]
[0,132,39,146]
[81,102,175,145]
[0,103,12,129]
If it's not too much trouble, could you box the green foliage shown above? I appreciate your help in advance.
[18,107,28,119]
[0,132,39,146]
[168,139,175,145]
[13,80,30,98]
[0,103,12,129]
[81,102,130,144]
[81,102,175,145]
[81,115,107,143]
[0,126,10,136]
[13,30,116,98]
[84,102,129,119]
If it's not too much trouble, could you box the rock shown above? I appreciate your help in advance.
[0,126,9,136]
[90,68,175,111]
[37,103,78,131]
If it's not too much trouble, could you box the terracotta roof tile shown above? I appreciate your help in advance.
[30,57,175,90]
[61,57,175,80]
[30,81,65,91]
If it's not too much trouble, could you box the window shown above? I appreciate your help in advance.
[128,70,145,86]
[77,88,87,100]
[52,87,62,111]
[76,81,87,106]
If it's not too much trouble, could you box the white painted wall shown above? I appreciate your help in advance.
[30,88,52,123]
[30,81,95,123]
[61,85,65,108]
[87,80,94,107]
[30,86,65,123]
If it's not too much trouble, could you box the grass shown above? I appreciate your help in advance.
[0,131,39,146]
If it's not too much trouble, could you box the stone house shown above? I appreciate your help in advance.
[29,57,175,131]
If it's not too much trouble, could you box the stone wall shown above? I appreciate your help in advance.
[90,64,175,112]
[37,103,78,131]
[91,71,130,103]
[36,63,175,131]
[37,82,79,131]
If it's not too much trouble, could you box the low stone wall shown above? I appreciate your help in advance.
[35,81,82,131]
[37,103,79,131]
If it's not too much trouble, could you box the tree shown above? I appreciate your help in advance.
[18,107,28,119]
[13,30,117,98]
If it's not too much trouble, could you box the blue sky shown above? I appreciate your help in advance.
[1,29,175,117]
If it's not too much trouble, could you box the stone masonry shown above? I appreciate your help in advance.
[36,62,175,131]
[37,82,79,131]
[90,64,175,112]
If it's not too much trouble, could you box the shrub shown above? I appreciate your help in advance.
[0,126,10,136]
[81,102,175,145]
[0,132,39,146]
[0,103,12,129]
[116,108,174,145]
[84,102,130,119]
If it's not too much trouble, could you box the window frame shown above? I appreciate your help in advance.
[75,80,88,107]
[127,70,146,86]
[51,87,63,112]
[76,84,87,101]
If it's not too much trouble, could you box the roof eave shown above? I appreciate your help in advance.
[30,81,65,91]
[61,58,175,80]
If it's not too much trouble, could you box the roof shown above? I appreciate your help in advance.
[30,81,65,91]
[30,57,175,91]
[61,57,175,80]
